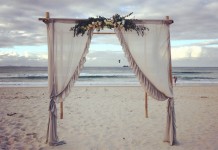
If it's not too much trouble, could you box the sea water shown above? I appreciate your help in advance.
[172,67,218,85]
[0,66,218,87]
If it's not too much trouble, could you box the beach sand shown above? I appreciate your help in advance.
[0,86,218,150]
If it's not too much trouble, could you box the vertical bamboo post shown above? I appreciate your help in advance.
[46,11,51,99]
[45,11,64,119]
[166,16,173,85]
[145,92,148,118]
[45,12,50,19]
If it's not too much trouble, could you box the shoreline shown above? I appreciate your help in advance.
[1,83,218,88]
[0,83,218,88]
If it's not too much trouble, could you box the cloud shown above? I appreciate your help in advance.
[0,0,218,67]
[91,33,120,45]
[0,50,47,66]
[172,46,202,59]
[0,0,218,48]
[205,1,218,10]
[172,45,218,67]
[85,50,128,67]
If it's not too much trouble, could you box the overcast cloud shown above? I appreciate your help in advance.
[0,0,218,67]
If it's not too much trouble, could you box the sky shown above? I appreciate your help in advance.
[0,0,218,67]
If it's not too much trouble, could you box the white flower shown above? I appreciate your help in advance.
[96,27,100,31]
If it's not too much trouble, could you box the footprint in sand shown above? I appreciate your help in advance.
[7,113,17,116]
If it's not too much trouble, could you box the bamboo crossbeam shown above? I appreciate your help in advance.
[38,18,173,25]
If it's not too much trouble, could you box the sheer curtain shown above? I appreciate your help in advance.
[44,19,176,146]
[46,20,93,145]
[115,23,177,145]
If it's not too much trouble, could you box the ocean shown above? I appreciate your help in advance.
[0,66,218,87]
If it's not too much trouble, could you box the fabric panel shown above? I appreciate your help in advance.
[115,23,173,99]
[115,24,177,145]
[53,22,93,103]
[46,20,93,145]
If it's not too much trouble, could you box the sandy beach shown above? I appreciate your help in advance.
[0,85,218,150]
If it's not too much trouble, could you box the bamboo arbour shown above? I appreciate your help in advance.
[39,13,174,25]
[39,12,174,119]
[39,12,176,145]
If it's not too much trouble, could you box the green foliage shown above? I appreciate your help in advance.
[70,13,148,36]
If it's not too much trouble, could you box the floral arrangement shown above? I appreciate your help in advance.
[70,12,148,36]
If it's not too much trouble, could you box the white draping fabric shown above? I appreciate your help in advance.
[115,24,173,100]
[115,23,177,145]
[49,22,93,103]
[46,21,93,145]
[44,20,177,146]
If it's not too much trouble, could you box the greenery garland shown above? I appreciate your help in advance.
[70,12,148,36]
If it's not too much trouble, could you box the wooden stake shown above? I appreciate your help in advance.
[145,92,148,118]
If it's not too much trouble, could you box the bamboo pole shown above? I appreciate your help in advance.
[45,12,64,119]
[145,92,148,118]
[166,16,173,85]
[56,13,63,120]
[45,12,50,19]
